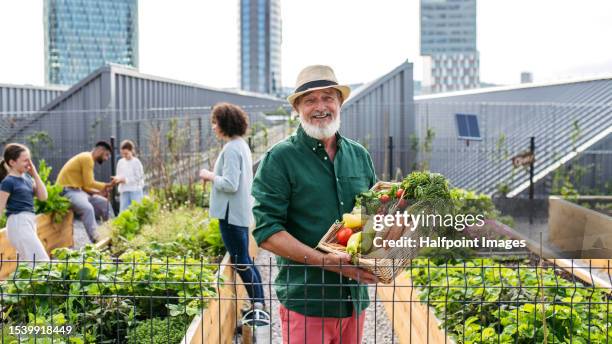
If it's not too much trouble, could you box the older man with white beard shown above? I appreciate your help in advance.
[252,65,378,343]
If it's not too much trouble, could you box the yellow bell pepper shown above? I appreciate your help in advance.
[342,213,363,229]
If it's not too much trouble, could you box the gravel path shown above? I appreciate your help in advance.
[237,249,399,343]
[71,219,94,249]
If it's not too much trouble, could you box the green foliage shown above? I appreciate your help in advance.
[25,131,53,162]
[33,160,71,223]
[551,163,590,202]
[0,214,6,228]
[410,127,436,171]
[0,245,217,343]
[570,119,581,151]
[410,259,612,343]
[264,106,290,117]
[402,171,451,201]
[127,316,188,344]
[451,188,514,227]
[116,207,225,259]
[150,183,209,209]
[111,197,159,241]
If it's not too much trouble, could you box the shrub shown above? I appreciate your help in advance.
[127,317,188,344]
[111,197,159,241]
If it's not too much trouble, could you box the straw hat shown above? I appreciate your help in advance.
[287,65,351,107]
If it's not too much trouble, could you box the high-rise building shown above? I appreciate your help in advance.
[239,0,282,96]
[420,0,479,93]
[44,0,138,86]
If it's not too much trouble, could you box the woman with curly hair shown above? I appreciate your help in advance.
[199,103,266,311]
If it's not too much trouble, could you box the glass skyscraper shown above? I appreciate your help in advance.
[44,0,139,86]
[239,0,282,96]
[420,0,479,93]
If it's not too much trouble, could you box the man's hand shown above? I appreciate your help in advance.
[321,252,379,284]
[110,176,123,185]
[260,231,380,284]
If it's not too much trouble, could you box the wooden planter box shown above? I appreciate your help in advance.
[183,231,259,344]
[377,221,612,344]
[548,196,612,277]
[94,222,259,343]
[0,212,74,279]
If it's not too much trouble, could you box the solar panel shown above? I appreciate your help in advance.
[455,113,481,140]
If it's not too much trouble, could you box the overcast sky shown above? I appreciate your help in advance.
[1,0,611,89]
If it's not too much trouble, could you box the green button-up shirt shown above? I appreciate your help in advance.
[252,125,377,318]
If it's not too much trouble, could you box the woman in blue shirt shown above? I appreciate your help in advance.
[199,103,265,310]
[0,143,49,265]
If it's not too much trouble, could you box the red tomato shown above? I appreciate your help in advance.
[336,227,353,246]
[396,189,405,198]
[398,199,408,209]
[379,194,390,203]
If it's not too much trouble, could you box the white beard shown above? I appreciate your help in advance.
[299,110,341,140]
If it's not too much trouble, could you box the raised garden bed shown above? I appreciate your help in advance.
[548,196,612,262]
[0,195,256,343]
[102,197,259,343]
[377,221,612,344]
[0,212,74,279]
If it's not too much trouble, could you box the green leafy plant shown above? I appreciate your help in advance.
[25,131,54,162]
[0,245,218,343]
[451,188,514,227]
[127,316,188,344]
[111,196,159,241]
[119,208,225,259]
[410,258,612,343]
[150,183,209,209]
[33,160,71,223]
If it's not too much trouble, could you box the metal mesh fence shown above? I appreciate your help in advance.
[0,105,296,187]
[0,254,610,343]
[2,101,611,197]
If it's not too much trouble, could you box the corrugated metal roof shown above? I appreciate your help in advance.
[414,77,612,196]
[2,64,286,144]
[0,84,67,141]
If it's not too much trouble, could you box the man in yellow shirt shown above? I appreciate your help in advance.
[57,141,117,242]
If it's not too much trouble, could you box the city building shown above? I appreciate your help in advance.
[420,0,479,93]
[239,0,282,96]
[44,0,139,85]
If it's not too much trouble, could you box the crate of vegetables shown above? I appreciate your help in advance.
[317,172,453,284]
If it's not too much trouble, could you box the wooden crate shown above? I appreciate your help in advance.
[0,212,74,279]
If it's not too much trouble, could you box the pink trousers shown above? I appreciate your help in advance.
[279,305,366,344]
